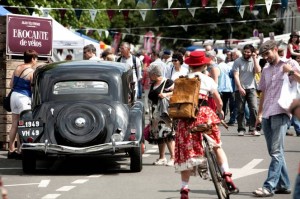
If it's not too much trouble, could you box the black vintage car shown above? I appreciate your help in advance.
[17,60,145,173]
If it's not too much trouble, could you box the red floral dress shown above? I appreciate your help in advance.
[174,94,221,172]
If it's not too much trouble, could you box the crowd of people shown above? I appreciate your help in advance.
[5,30,300,199]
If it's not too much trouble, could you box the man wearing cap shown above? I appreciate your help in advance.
[232,44,261,136]
[162,49,172,69]
[253,40,300,197]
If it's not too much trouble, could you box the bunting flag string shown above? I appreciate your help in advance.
[239,6,246,18]
[188,8,196,17]
[298,0,300,12]
[168,0,174,9]
[236,0,242,11]
[249,0,256,11]
[201,0,208,8]
[117,0,122,6]
[139,10,147,21]
[218,0,226,13]
[74,9,82,20]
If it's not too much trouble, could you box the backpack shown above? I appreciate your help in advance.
[168,75,201,119]
[117,55,139,79]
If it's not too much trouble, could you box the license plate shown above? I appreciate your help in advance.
[18,127,43,137]
[19,120,43,128]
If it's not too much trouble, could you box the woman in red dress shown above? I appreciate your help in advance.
[286,30,300,59]
[174,51,238,199]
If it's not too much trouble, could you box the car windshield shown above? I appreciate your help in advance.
[53,81,108,95]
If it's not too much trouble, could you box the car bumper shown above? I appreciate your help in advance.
[20,140,140,154]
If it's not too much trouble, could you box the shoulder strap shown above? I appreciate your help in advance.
[160,80,167,94]
[117,56,121,62]
[13,67,31,88]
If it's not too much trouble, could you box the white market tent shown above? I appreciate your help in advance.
[51,17,102,61]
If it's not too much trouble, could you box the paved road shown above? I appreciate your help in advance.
[0,121,299,199]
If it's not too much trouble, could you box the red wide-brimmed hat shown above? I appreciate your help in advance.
[185,51,211,67]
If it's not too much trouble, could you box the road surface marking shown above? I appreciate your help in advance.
[231,159,267,180]
[152,146,158,149]
[38,180,50,187]
[42,194,61,199]
[5,183,39,187]
[88,175,102,178]
[56,186,75,191]
[142,154,150,157]
[71,179,88,184]
[146,149,157,153]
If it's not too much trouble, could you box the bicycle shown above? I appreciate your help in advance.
[191,125,239,199]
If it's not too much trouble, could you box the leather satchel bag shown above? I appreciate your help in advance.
[168,75,201,119]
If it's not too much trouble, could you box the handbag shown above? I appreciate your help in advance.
[2,67,30,112]
[278,74,298,111]
[3,90,13,112]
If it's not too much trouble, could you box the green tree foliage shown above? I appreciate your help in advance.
[3,0,284,48]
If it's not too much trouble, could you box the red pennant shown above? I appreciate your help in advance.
[201,0,208,8]
[59,9,67,20]
[171,9,179,18]
[106,10,115,22]
[122,10,130,21]
[249,0,255,12]
[297,0,300,12]
[152,0,158,7]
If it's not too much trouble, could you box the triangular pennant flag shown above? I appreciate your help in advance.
[185,0,192,7]
[135,0,140,5]
[217,0,225,13]
[188,8,196,17]
[235,0,242,11]
[152,0,158,7]
[97,30,103,37]
[139,36,144,44]
[122,10,130,21]
[155,9,163,20]
[173,38,178,44]
[125,28,131,33]
[75,9,83,20]
[297,0,300,12]
[122,33,127,40]
[105,30,109,38]
[168,0,174,8]
[171,9,179,18]
[154,27,159,31]
[42,8,50,17]
[181,25,188,32]
[265,0,273,14]
[139,10,147,21]
[201,0,208,8]
[106,10,115,21]
[239,6,246,18]
[89,9,97,22]
[117,0,122,6]
[27,7,35,15]
[281,0,288,9]
[249,0,255,12]
[59,9,67,19]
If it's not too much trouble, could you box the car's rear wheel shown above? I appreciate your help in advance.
[22,150,36,173]
[130,144,142,172]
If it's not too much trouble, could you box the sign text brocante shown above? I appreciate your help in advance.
[6,14,53,57]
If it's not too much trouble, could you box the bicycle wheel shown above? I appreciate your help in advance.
[204,139,230,199]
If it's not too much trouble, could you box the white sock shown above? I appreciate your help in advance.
[181,181,188,189]
[221,162,230,173]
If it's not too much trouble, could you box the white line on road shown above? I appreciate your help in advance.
[146,149,157,153]
[42,194,61,199]
[71,179,88,184]
[5,183,39,187]
[88,175,102,178]
[231,159,267,180]
[38,180,50,188]
[56,186,75,191]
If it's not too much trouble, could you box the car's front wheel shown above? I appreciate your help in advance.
[129,144,142,172]
[22,150,36,173]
